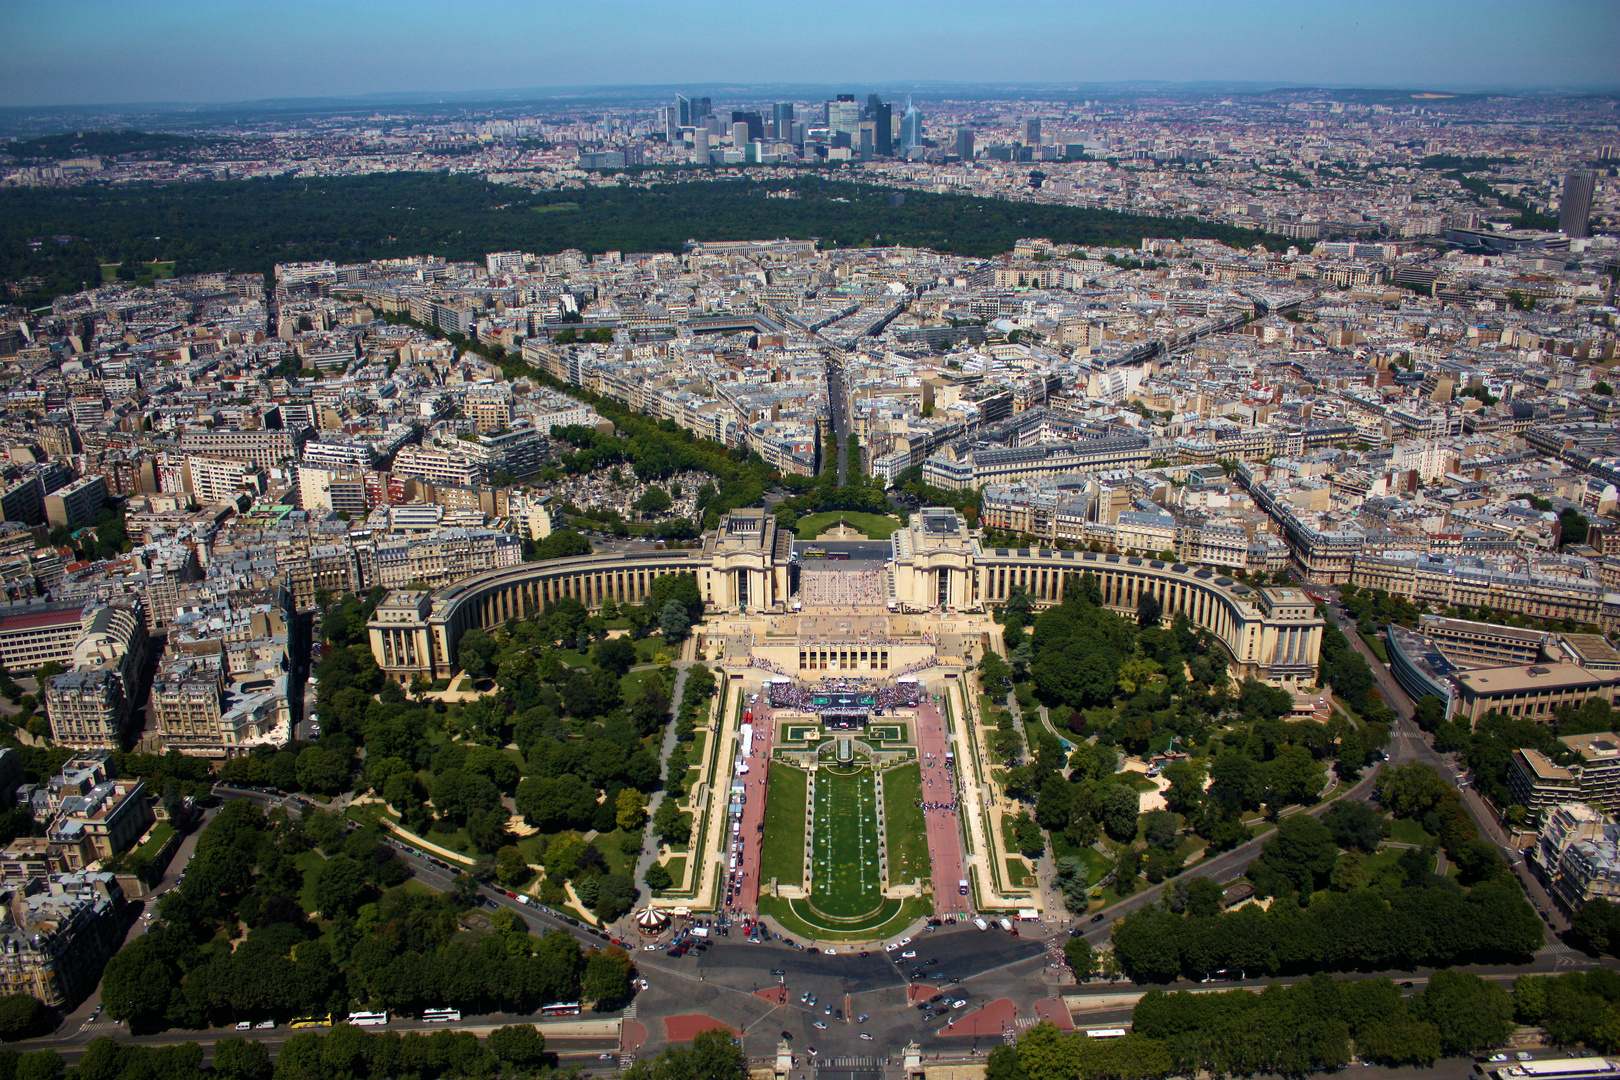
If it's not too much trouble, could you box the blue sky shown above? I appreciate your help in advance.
[2,0,1616,107]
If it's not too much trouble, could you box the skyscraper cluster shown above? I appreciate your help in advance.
[663,90,949,164]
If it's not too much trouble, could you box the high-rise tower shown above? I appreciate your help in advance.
[773,103,795,143]
[900,96,923,151]
[826,95,859,140]
[869,99,893,156]
[1560,169,1597,238]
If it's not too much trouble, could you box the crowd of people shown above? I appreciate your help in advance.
[916,751,960,811]
[765,675,921,714]
[799,567,887,609]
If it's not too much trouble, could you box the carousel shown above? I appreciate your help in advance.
[634,907,670,936]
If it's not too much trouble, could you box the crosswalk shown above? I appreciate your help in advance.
[1542,940,1588,969]
[824,1057,883,1067]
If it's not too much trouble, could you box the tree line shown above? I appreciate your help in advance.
[0,1020,556,1080]
[0,170,1284,307]
[988,970,1521,1080]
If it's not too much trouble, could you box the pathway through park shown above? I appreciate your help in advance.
[915,696,968,918]
[735,698,776,917]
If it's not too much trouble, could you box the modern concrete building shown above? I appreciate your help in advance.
[1510,732,1620,816]
[43,475,107,530]
[1559,169,1597,239]
[1416,615,1551,667]
[0,600,86,673]
[1454,662,1617,726]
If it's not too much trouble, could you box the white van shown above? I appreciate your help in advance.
[998,918,1014,932]
[973,917,988,931]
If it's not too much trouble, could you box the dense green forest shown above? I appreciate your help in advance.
[0,171,1280,308]
[2,130,209,161]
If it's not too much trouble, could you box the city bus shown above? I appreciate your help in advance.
[803,547,826,559]
[541,1002,582,1016]
[422,1008,461,1024]
[1084,1028,1129,1039]
[346,1011,389,1027]
[290,1015,331,1029]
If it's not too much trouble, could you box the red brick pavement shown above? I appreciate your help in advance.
[914,698,967,916]
[734,703,776,916]
[1033,998,1075,1030]
[663,1014,739,1042]
[936,997,1017,1038]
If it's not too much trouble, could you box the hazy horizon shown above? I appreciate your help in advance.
[3,0,1617,110]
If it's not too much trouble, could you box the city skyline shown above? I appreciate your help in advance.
[2,0,1618,109]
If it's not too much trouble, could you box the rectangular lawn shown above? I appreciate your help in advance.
[810,766,884,919]
[759,763,808,889]
[881,763,931,886]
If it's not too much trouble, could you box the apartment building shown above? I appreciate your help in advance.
[43,475,107,530]
[45,779,153,871]
[275,543,357,609]
[1510,732,1620,816]
[1533,804,1620,913]
[179,427,303,469]
[43,602,149,750]
[150,652,225,754]
[369,528,521,591]
[0,476,45,527]
[0,871,124,1007]
[185,455,261,505]
[390,445,480,487]
[1354,552,1612,630]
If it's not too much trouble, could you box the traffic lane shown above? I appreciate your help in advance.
[703,943,903,995]
[1067,958,1612,1003]
[895,926,1046,982]
[26,1016,619,1061]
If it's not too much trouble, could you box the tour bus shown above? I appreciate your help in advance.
[422,1008,461,1024]
[346,1011,389,1027]
[290,1015,331,1029]
[541,1002,582,1016]
[1491,1060,1620,1080]
[803,547,826,559]
[826,551,850,561]
[1084,1028,1129,1040]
